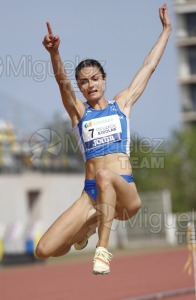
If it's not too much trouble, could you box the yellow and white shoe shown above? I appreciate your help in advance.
[74,230,96,251]
[93,247,113,275]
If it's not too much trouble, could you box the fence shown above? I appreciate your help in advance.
[117,190,196,248]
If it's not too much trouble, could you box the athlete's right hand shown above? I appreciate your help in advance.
[42,22,60,53]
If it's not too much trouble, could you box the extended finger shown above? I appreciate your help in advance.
[46,21,53,35]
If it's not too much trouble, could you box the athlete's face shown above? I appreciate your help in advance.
[77,66,106,102]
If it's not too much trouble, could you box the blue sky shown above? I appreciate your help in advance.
[0,0,180,141]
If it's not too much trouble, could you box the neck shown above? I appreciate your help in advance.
[87,96,107,110]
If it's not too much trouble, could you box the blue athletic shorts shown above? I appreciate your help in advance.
[84,174,134,201]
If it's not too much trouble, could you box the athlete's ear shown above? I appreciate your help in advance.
[101,78,106,92]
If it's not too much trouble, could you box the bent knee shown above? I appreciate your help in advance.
[95,169,111,190]
[130,196,141,216]
[35,239,72,259]
[96,169,110,182]
[35,242,50,259]
[124,197,141,220]
[35,240,56,259]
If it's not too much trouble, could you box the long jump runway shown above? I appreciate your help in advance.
[0,247,195,300]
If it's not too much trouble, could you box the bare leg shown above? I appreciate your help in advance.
[96,171,117,249]
[35,191,97,258]
[95,169,141,249]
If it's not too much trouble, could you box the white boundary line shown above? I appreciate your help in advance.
[124,286,195,300]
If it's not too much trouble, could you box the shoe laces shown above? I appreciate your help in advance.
[94,247,113,263]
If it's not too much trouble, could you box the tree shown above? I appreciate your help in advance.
[131,128,196,212]
[164,128,196,212]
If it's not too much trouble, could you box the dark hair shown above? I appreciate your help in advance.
[75,59,106,80]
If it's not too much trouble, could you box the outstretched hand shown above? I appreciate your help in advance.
[159,3,171,30]
[42,22,60,53]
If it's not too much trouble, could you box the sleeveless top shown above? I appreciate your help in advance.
[72,100,131,161]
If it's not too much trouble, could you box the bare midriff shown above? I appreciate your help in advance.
[85,153,132,180]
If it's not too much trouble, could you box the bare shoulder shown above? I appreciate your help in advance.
[114,89,132,117]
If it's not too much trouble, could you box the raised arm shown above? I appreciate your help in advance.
[114,4,172,115]
[42,22,84,126]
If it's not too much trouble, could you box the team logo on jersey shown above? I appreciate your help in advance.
[84,121,93,129]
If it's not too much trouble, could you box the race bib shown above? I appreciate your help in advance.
[82,115,122,149]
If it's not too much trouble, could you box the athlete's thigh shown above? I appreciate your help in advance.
[109,172,141,219]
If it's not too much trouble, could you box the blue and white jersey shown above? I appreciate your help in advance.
[72,100,131,161]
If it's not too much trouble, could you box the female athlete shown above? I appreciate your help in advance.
[36,4,171,275]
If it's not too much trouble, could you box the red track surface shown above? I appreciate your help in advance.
[0,247,195,300]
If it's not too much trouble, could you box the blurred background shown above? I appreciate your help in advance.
[0,0,195,293]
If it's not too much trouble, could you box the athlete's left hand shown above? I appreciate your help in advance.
[159,3,171,31]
